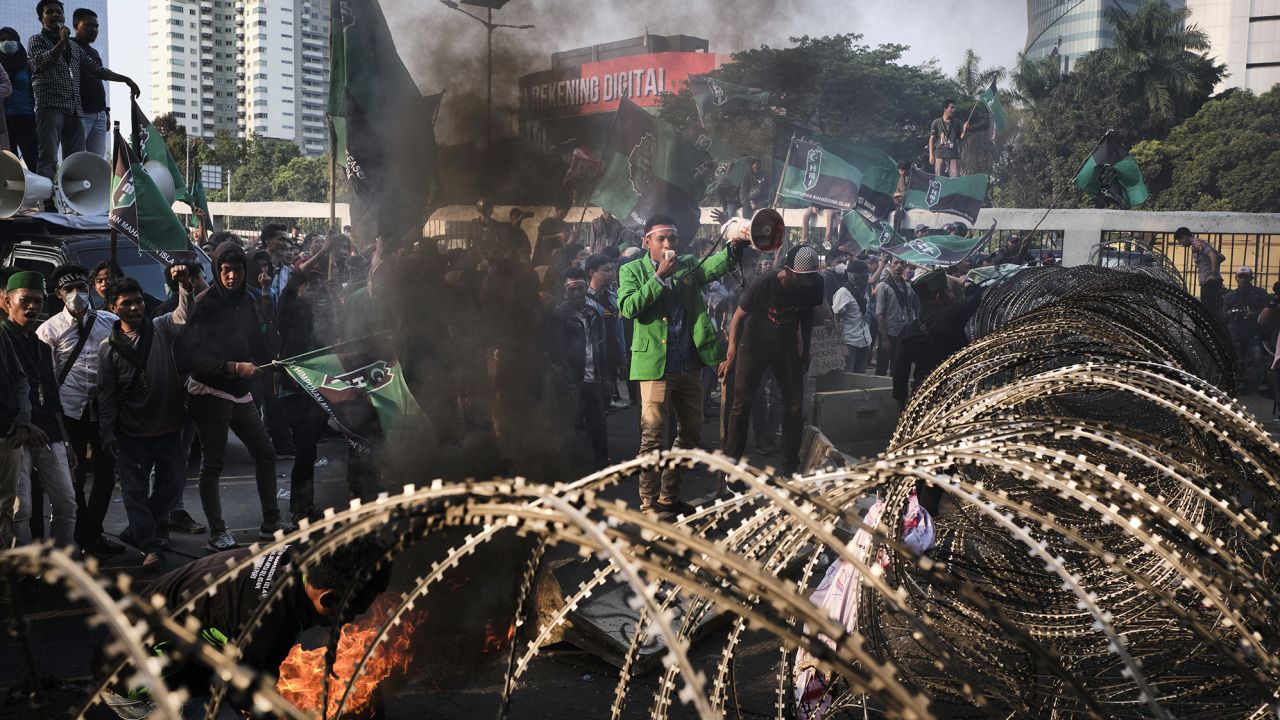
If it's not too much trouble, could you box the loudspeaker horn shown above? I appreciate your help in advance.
[54,151,111,216]
[0,150,54,218]
[143,160,176,206]
[720,207,785,253]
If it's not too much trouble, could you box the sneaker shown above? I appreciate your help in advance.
[82,536,126,557]
[608,398,630,410]
[314,456,329,468]
[168,510,207,535]
[207,531,238,552]
[258,520,298,541]
[142,552,163,572]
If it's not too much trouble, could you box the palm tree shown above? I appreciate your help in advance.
[1099,0,1225,123]
[1009,51,1065,107]
[954,49,1005,100]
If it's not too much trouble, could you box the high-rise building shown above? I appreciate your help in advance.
[148,0,329,156]
[0,0,110,76]
[1186,0,1280,94]
[1025,0,1186,68]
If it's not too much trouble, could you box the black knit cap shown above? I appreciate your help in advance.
[50,263,90,291]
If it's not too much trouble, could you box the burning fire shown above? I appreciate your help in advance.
[481,618,517,654]
[277,595,423,719]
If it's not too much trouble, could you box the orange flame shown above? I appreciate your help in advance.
[481,618,517,655]
[277,595,423,719]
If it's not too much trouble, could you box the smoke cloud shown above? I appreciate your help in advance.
[380,0,1027,143]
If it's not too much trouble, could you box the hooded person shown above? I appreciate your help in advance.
[719,244,825,476]
[35,263,123,557]
[182,236,294,552]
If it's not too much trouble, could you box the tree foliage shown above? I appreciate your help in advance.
[146,114,336,203]
[659,34,961,166]
[1134,87,1280,212]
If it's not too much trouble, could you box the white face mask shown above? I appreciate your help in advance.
[0,41,19,55]
[67,290,90,313]
[833,263,848,274]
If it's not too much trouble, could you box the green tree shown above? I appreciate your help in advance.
[1098,0,1223,127]
[1009,51,1065,107]
[659,34,961,166]
[1136,87,1280,212]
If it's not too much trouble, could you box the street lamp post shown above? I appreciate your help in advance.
[440,0,534,146]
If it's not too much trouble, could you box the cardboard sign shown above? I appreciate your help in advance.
[809,321,847,377]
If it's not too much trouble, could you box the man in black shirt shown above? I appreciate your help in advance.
[1223,265,1271,395]
[892,269,979,410]
[71,8,108,157]
[928,99,969,178]
[720,245,824,475]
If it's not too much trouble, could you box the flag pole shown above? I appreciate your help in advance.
[327,116,337,281]
[110,120,120,266]
[770,134,797,269]
[1021,132,1103,244]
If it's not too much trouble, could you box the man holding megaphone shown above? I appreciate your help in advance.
[618,214,749,519]
[26,0,139,183]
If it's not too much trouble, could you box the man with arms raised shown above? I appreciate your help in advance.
[97,267,193,570]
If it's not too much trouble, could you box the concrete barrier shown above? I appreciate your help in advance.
[810,372,899,459]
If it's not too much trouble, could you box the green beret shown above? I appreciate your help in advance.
[5,271,46,293]
[911,269,948,297]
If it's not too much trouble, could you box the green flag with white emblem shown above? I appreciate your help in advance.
[904,168,989,224]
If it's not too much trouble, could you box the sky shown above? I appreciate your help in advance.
[108,0,1029,141]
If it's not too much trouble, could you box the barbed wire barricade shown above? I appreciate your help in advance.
[3,257,1279,719]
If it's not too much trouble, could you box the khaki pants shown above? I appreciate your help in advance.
[637,369,704,508]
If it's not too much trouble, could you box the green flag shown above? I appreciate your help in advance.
[772,120,899,220]
[881,223,996,267]
[589,98,704,240]
[904,168,989,224]
[841,210,903,253]
[1074,133,1148,209]
[778,137,863,212]
[979,78,1006,139]
[278,335,427,450]
[108,128,188,253]
[130,100,189,205]
[688,75,772,123]
[188,174,213,242]
[329,0,441,240]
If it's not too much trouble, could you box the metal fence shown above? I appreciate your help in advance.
[1101,230,1280,298]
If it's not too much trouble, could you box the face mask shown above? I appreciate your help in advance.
[67,291,90,313]
[0,41,18,55]
[833,263,847,274]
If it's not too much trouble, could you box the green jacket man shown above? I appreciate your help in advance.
[617,213,749,518]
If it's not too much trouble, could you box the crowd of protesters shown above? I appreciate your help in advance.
[0,194,1081,573]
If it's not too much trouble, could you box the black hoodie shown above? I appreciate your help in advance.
[184,240,273,398]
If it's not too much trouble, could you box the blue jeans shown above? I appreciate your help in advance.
[117,430,185,552]
[80,110,109,157]
[34,107,86,180]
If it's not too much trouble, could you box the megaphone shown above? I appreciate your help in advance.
[0,150,54,218]
[720,208,785,253]
[143,160,176,205]
[54,151,111,215]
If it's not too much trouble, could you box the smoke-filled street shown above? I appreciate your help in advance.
[4,0,1280,718]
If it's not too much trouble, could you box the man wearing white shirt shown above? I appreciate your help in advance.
[36,263,122,556]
